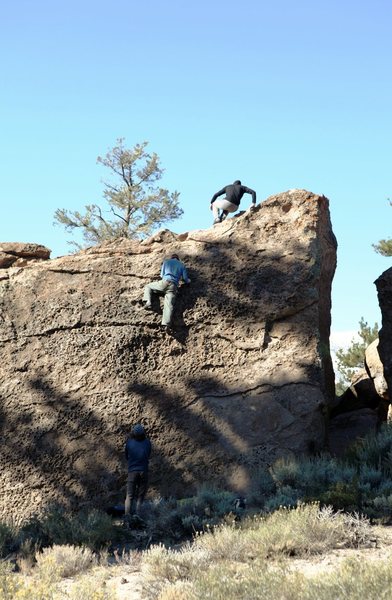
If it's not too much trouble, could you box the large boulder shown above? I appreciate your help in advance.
[328,339,389,453]
[0,190,337,521]
[375,269,392,421]
[0,242,50,270]
[330,368,381,417]
[328,369,380,455]
[365,339,388,400]
[328,409,379,457]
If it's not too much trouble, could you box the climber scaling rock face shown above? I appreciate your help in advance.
[0,189,337,522]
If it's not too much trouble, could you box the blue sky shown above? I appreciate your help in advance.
[1,0,391,339]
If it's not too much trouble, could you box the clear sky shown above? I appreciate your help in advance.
[1,0,391,341]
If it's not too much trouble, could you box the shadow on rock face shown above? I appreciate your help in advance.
[0,190,337,520]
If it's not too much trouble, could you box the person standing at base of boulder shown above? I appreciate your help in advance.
[210,180,256,224]
[125,424,152,516]
[142,253,191,330]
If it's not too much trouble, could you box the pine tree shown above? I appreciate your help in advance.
[54,139,183,248]
[335,318,378,395]
[373,199,392,256]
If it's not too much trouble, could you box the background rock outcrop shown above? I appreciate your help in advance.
[375,269,392,421]
[0,190,337,521]
[328,337,391,456]
[0,242,50,270]
[365,339,388,401]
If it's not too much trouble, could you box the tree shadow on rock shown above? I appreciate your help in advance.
[0,376,125,519]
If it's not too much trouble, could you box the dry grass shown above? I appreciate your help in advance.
[140,503,375,600]
[35,544,98,579]
[0,549,117,600]
[0,503,386,600]
[156,556,392,600]
[193,503,372,561]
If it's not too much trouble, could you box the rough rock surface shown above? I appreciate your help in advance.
[328,339,390,450]
[0,242,50,270]
[0,190,337,521]
[328,367,381,456]
[328,409,379,457]
[330,368,386,419]
[375,269,392,421]
[365,339,388,400]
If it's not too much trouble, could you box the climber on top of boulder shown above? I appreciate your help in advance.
[210,180,256,224]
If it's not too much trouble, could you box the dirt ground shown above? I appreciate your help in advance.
[288,525,392,578]
[108,571,143,600]
[101,525,392,599]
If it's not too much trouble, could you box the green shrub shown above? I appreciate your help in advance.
[317,481,360,511]
[345,423,392,471]
[140,489,240,543]
[180,514,204,535]
[0,523,16,559]
[263,428,392,518]
[359,465,383,488]
[263,486,300,512]
[142,501,185,541]
[248,468,276,504]
[70,509,118,550]
[18,506,119,551]
[192,488,237,517]
[366,494,392,515]
[270,456,356,496]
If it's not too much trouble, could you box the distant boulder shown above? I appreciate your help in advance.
[0,242,50,269]
[375,268,392,422]
[365,339,388,400]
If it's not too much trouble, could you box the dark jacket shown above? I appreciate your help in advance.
[125,437,151,472]
[210,182,256,207]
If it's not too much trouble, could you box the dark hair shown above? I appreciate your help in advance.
[233,180,241,185]
[131,423,146,440]
[171,253,179,260]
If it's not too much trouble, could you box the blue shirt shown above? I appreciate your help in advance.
[160,258,190,286]
[125,438,151,472]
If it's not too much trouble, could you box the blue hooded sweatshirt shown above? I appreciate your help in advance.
[125,437,151,472]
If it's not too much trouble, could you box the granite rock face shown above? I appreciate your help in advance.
[328,409,379,457]
[328,368,381,456]
[0,242,50,270]
[365,339,388,400]
[0,190,337,521]
[375,268,392,421]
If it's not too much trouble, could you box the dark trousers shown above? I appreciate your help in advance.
[125,471,148,515]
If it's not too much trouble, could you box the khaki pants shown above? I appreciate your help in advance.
[143,279,178,325]
[212,199,238,220]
